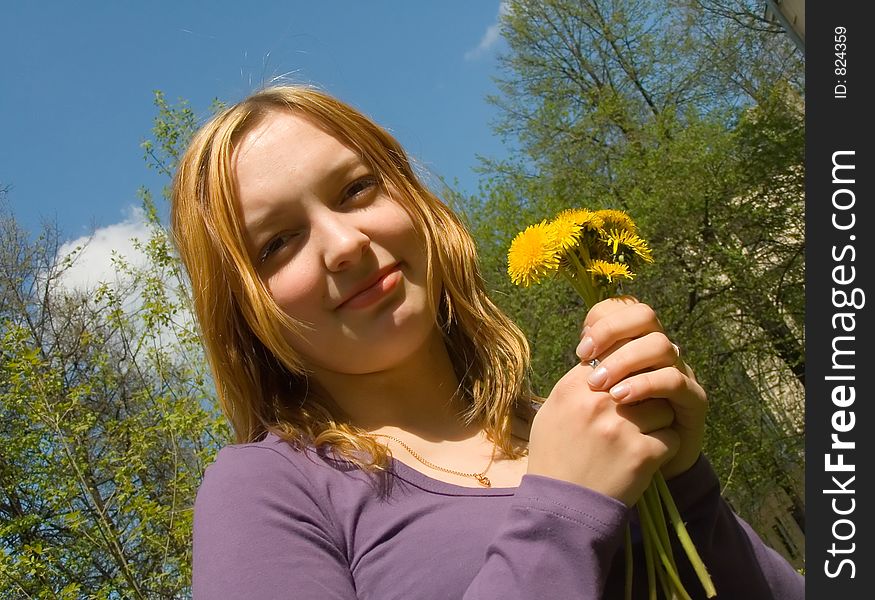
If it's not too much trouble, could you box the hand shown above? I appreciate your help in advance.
[528,361,680,506]
[575,296,707,480]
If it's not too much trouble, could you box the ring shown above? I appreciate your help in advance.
[589,357,600,368]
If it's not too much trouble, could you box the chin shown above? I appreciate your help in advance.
[331,314,440,375]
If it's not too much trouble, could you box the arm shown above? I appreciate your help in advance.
[464,474,631,599]
[464,458,804,600]
[465,298,680,598]
[192,445,357,600]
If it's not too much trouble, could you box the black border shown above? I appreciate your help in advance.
[805,2,872,596]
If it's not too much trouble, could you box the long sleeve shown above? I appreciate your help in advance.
[466,457,804,599]
[192,445,358,599]
[192,440,803,599]
[464,474,631,598]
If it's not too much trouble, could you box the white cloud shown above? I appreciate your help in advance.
[52,206,198,360]
[56,206,151,292]
[464,2,510,61]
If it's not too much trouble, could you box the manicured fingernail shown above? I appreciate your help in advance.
[588,365,608,388]
[610,383,630,401]
[579,325,590,339]
[576,336,594,360]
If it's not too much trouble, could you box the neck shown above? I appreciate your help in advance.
[307,329,476,439]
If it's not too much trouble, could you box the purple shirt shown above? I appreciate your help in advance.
[193,432,803,598]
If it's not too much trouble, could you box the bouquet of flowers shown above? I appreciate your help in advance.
[507,208,716,600]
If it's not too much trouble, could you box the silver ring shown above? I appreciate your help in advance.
[588,357,600,368]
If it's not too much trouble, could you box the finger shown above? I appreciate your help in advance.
[625,424,681,476]
[585,332,678,390]
[643,427,681,465]
[677,354,698,382]
[577,301,663,362]
[608,367,707,415]
[669,342,682,365]
[580,295,640,333]
[616,398,675,434]
[613,427,680,506]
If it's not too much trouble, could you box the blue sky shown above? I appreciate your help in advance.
[2,1,510,255]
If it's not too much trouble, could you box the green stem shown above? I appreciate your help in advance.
[639,501,692,600]
[560,269,596,310]
[654,473,717,598]
[637,500,657,600]
[643,484,678,575]
[564,249,601,308]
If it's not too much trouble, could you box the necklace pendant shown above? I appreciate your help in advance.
[474,474,491,487]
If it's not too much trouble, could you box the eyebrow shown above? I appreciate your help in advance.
[243,155,368,243]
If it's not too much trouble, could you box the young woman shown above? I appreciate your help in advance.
[172,85,803,598]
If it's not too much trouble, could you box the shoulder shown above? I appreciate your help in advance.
[194,433,370,524]
[192,434,364,596]
[201,433,323,486]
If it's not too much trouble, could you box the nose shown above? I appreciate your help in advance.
[317,213,370,272]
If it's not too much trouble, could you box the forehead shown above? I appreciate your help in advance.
[234,111,360,186]
[233,111,365,223]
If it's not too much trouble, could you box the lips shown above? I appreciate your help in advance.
[335,263,402,310]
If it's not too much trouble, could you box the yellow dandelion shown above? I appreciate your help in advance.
[547,212,583,252]
[594,209,636,233]
[587,259,634,284]
[507,220,560,287]
[599,229,654,264]
[559,208,604,231]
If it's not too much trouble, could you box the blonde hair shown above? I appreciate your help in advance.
[170,85,534,468]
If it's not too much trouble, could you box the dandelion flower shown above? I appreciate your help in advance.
[600,229,654,264]
[587,259,634,284]
[558,208,604,232]
[548,212,583,252]
[594,209,636,233]
[507,220,560,287]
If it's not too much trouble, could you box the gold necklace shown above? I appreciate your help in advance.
[364,433,497,487]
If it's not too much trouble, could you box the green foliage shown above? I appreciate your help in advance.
[140,91,198,181]
[0,211,229,598]
[1,95,230,597]
[460,0,805,565]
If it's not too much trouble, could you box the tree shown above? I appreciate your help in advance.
[0,97,229,597]
[458,0,804,565]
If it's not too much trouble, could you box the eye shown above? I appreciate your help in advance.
[258,232,294,264]
[342,176,378,203]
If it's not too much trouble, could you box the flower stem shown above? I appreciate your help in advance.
[565,247,601,308]
[638,500,691,600]
[643,484,678,575]
[654,472,717,598]
[637,501,658,600]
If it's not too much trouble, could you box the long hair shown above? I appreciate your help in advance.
[170,85,534,469]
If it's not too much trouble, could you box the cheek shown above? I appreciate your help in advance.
[266,263,323,319]
[383,202,414,232]
[384,204,427,261]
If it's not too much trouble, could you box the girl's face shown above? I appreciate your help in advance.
[233,111,439,376]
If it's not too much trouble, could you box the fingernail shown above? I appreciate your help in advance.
[588,366,608,388]
[576,336,594,360]
[609,383,630,401]
[579,325,590,340]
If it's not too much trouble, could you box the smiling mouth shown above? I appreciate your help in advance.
[336,264,403,310]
